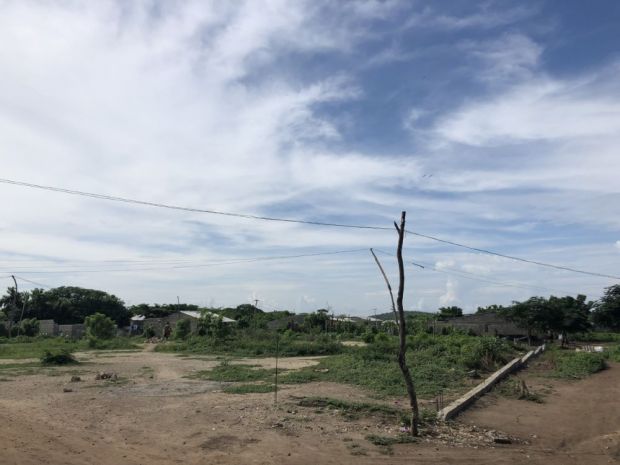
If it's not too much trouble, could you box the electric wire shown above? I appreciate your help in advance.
[1,177,618,280]
[2,249,367,275]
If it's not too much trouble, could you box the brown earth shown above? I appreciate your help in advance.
[0,348,618,465]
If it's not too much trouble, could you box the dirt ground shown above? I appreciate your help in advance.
[1,347,618,465]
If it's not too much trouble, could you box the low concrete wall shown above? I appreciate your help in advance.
[437,344,546,421]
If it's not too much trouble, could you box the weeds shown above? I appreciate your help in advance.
[548,350,607,379]
[186,363,277,382]
[365,434,417,455]
[223,383,274,394]
[40,349,78,365]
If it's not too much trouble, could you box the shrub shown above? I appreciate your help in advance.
[551,351,607,378]
[41,349,78,365]
[174,319,191,340]
[361,330,375,344]
[85,313,116,340]
[143,325,156,338]
[20,318,40,337]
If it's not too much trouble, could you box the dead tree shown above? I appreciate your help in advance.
[370,211,420,436]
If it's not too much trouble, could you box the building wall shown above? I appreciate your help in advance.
[57,324,85,339]
[38,319,58,336]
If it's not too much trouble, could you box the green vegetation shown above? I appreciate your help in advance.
[365,434,417,455]
[0,336,138,359]
[1,286,129,325]
[85,312,117,345]
[19,318,40,337]
[298,397,404,422]
[592,284,620,331]
[157,331,343,357]
[174,319,191,339]
[223,383,274,394]
[40,349,78,365]
[549,350,607,379]
[280,333,515,397]
[187,363,276,382]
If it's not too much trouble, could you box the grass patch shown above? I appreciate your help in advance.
[549,350,607,379]
[223,383,275,394]
[0,336,139,360]
[365,434,417,455]
[606,345,620,362]
[187,363,277,382]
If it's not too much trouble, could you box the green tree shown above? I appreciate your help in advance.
[174,319,191,339]
[197,312,229,338]
[26,286,129,325]
[304,311,329,332]
[85,313,117,340]
[592,285,620,330]
[476,304,507,314]
[19,318,40,337]
[437,306,463,319]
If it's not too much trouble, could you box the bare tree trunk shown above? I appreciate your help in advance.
[370,211,420,436]
[394,211,420,436]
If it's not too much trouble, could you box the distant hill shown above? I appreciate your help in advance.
[372,310,434,321]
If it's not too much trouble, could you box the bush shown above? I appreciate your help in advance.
[85,313,116,340]
[551,351,607,378]
[144,325,156,338]
[174,319,191,340]
[20,318,40,337]
[41,349,78,365]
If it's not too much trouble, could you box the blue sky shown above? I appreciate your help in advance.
[0,0,619,314]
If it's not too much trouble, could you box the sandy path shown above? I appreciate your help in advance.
[1,351,618,464]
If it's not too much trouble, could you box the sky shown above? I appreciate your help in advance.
[0,0,619,315]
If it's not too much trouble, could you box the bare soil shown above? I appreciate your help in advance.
[1,348,618,464]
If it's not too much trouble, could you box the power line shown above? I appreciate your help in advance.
[404,230,619,280]
[410,260,579,296]
[1,177,618,280]
[12,275,53,289]
[4,249,367,275]
[0,178,391,230]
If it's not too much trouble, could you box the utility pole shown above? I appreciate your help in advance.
[253,299,260,330]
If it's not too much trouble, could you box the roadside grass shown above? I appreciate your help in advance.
[547,349,607,379]
[606,345,620,362]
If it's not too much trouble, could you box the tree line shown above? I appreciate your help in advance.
[1,284,619,336]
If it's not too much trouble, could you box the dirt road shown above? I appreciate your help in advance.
[1,350,618,464]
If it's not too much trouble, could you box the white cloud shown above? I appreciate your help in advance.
[438,278,459,306]
[460,33,543,82]
[405,5,536,31]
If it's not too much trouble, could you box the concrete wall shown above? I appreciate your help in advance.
[57,324,85,339]
[38,319,58,336]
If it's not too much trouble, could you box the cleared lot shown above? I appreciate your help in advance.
[0,349,618,464]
